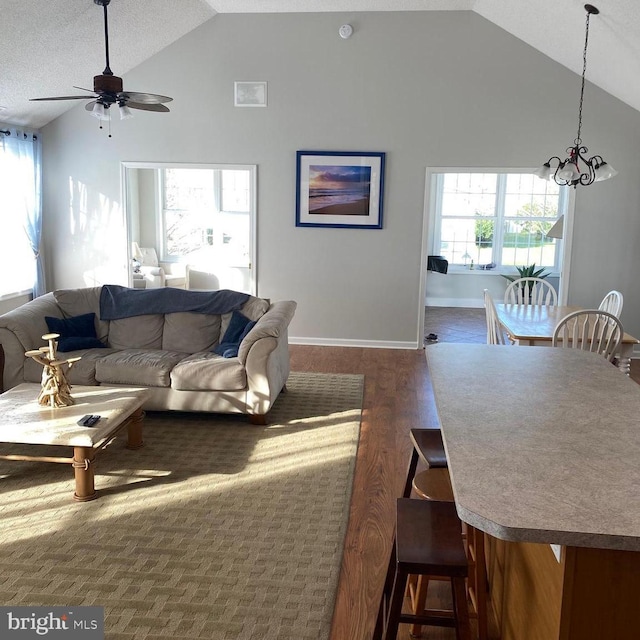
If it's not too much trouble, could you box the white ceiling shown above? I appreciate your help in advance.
[1,0,638,130]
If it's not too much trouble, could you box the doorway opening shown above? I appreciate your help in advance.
[122,162,257,295]
[417,168,574,347]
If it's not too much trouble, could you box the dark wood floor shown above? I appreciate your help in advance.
[290,345,640,640]
[290,345,443,640]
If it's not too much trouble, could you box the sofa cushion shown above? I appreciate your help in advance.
[171,352,247,391]
[162,313,221,353]
[24,348,117,385]
[108,315,164,350]
[95,349,186,387]
[54,287,109,342]
[44,313,106,352]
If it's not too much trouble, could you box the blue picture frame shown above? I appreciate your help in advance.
[295,151,385,229]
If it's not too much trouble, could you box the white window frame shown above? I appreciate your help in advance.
[431,170,569,276]
[157,165,255,265]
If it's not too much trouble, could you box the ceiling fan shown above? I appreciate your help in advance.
[30,0,172,126]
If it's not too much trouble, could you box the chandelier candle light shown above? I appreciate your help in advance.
[535,4,616,188]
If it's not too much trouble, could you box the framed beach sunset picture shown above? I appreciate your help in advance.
[295,151,386,228]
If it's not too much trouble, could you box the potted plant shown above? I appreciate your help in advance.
[502,263,550,284]
[503,264,550,302]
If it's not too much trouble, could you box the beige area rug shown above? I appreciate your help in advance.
[0,372,363,640]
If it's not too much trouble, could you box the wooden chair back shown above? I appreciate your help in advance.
[552,309,623,363]
[504,277,558,306]
[484,289,506,345]
[598,290,624,318]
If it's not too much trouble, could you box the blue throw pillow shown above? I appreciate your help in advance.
[56,336,107,352]
[222,346,240,358]
[212,313,257,358]
[220,311,253,344]
[239,319,257,342]
[45,313,106,353]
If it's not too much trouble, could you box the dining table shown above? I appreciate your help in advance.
[494,303,639,375]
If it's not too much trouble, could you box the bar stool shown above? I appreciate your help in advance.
[402,429,447,498]
[407,468,456,637]
[404,430,489,640]
[374,498,471,640]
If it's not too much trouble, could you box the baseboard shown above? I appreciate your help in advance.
[425,297,484,308]
[289,336,419,350]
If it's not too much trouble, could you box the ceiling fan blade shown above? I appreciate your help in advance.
[126,102,170,113]
[119,91,173,104]
[73,86,96,93]
[30,96,94,101]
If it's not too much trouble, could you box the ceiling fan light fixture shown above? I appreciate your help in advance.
[118,103,133,120]
[91,101,109,121]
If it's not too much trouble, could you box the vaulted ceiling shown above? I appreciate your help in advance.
[1,0,637,129]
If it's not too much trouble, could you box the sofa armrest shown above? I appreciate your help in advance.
[240,300,296,415]
[0,343,5,392]
[238,301,296,364]
[0,327,27,391]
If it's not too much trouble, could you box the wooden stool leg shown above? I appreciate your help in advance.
[383,569,409,640]
[451,577,472,640]
[374,540,398,640]
[403,448,419,498]
[409,575,430,638]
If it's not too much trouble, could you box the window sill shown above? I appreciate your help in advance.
[0,288,32,302]
[443,267,559,278]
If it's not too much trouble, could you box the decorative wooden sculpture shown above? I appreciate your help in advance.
[25,333,81,408]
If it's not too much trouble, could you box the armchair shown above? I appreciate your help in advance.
[132,246,186,289]
[137,247,165,288]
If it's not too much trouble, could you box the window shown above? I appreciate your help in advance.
[432,172,568,271]
[160,167,252,268]
[0,132,40,297]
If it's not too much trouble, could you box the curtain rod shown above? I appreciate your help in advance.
[0,129,38,141]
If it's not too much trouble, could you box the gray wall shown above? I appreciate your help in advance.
[40,11,640,345]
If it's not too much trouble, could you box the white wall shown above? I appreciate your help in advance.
[40,11,640,346]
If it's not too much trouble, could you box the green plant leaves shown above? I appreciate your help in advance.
[502,263,550,282]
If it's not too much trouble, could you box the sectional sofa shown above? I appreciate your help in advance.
[0,286,297,423]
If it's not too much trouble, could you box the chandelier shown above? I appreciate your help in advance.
[535,4,616,188]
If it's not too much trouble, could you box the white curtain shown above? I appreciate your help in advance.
[0,129,44,297]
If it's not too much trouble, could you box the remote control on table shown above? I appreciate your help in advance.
[77,414,101,427]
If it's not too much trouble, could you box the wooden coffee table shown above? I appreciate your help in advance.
[0,384,149,501]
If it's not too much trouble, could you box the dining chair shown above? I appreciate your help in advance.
[598,290,624,318]
[484,289,507,345]
[504,277,558,306]
[552,309,623,363]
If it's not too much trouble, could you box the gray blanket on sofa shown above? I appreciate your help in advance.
[100,285,250,320]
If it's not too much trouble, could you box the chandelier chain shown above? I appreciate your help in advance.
[576,9,591,145]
